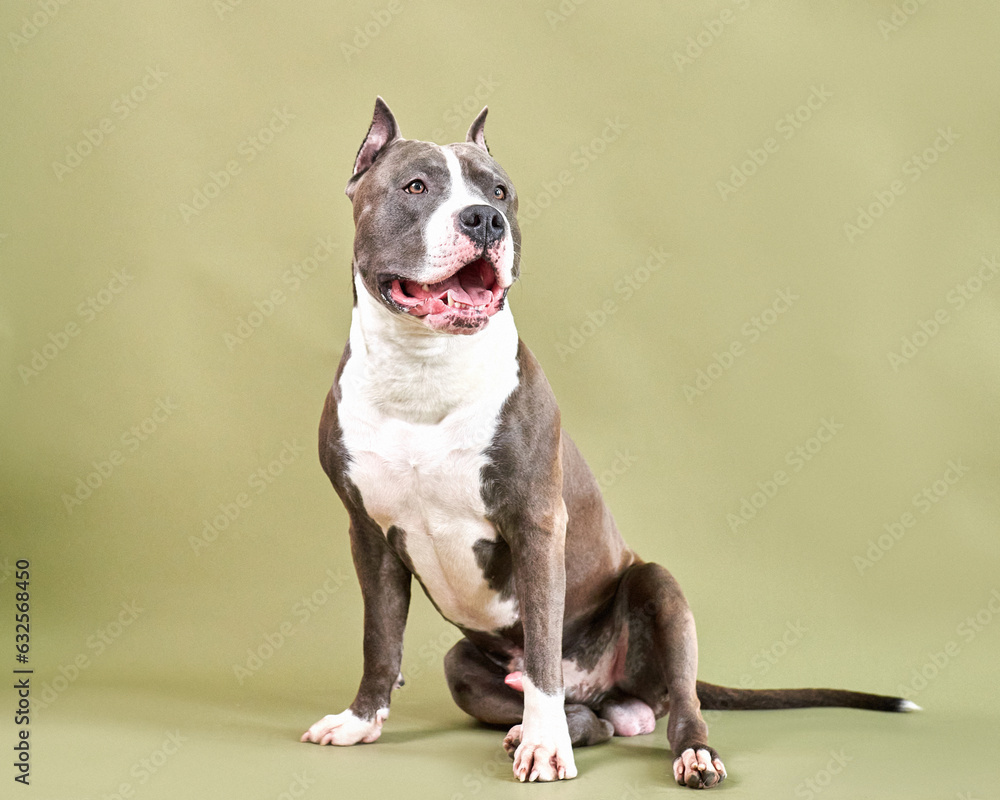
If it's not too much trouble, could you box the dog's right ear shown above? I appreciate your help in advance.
[346,96,400,199]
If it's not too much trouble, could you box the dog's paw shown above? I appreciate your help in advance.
[300,708,387,746]
[505,724,577,782]
[672,746,726,789]
[502,723,523,757]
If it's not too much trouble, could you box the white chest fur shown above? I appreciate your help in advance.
[337,276,521,632]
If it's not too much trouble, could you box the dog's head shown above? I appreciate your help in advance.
[345,97,520,336]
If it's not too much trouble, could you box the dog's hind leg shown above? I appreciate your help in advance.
[444,638,523,726]
[615,562,727,789]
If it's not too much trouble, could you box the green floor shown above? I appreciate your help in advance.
[28,676,997,799]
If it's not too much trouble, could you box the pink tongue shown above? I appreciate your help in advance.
[404,261,494,306]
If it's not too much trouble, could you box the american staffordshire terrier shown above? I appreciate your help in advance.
[300,97,918,788]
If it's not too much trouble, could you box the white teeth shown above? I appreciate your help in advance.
[442,292,487,311]
[421,284,429,292]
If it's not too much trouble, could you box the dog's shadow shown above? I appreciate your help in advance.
[420,712,829,789]
[376,719,475,745]
[376,718,715,788]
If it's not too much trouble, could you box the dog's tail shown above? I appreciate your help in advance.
[695,681,921,713]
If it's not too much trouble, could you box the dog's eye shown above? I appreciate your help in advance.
[404,180,426,194]
[494,185,506,200]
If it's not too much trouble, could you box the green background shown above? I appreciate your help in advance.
[2,1,999,797]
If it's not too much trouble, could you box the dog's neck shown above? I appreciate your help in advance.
[347,271,519,425]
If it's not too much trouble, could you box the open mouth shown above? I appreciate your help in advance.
[384,258,506,333]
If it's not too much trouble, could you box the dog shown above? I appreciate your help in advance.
[300,97,918,787]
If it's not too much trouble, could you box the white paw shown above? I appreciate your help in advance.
[300,708,387,745]
[672,746,726,789]
[506,724,577,782]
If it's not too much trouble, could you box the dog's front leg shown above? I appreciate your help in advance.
[505,499,576,782]
[302,515,411,746]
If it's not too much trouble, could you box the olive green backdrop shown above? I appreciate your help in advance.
[2,1,999,798]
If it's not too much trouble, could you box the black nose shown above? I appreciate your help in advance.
[458,204,505,247]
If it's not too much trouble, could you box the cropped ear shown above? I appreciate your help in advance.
[347,96,400,197]
[466,107,489,153]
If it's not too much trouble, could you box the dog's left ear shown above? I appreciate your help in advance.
[466,107,490,154]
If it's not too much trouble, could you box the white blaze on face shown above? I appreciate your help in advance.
[419,147,515,289]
